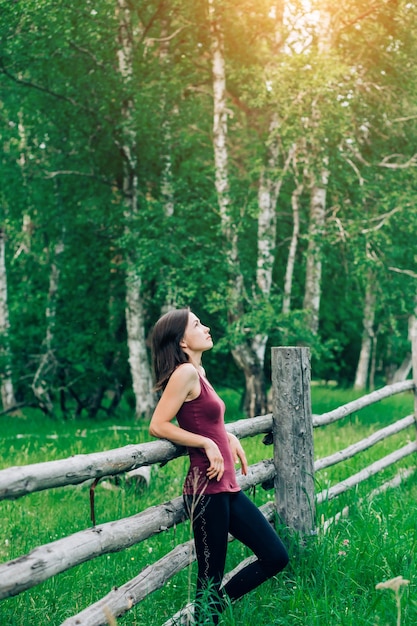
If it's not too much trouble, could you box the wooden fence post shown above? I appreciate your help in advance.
[410,304,417,426]
[271,347,315,535]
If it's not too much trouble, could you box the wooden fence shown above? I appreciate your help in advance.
[0,347,416,625]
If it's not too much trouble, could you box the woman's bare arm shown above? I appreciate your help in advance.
[149,363,224,480]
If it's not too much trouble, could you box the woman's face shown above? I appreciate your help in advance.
[182,312,213,354]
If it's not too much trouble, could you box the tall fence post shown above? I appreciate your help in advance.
[410,304,417,427]
[271,347,315,535]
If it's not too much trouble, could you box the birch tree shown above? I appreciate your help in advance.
[207,0,275,414]
[207,0,311,414]
[158,18,176,220]
[157,14,177,313]
[300,0,334,335]
[303,160,329,334]
[116,0,154,418]
[254,114,287,360]
[0,227,15,410]
[282,164,303,315]
[31,230,65,415]
[353,268,376,390]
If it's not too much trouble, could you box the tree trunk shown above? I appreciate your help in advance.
[116,0,154,418]
[208,3,297,415]
[31,231,64,415]
[256,113,281,299]
[208,0,233,250]
[158,18,177,313]
[302,3,334,335]
[303,165,329,334]
[125,271,154,418]
[252,114,283,374]
[232,342,267,417]
[354,270,376,390]
[208,0,267,416]
[389,305,417,384]
[282,171,303,315]
[369,331,377,391]
[250,123,295,413]
[159,19,175,219]
[390,352,412,384]
[0,227,15,410]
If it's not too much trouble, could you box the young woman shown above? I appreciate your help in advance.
[149,308,289,624]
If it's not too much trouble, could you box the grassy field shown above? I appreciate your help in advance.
[0,386,416,625]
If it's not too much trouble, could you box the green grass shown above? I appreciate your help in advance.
[0,387,416,625]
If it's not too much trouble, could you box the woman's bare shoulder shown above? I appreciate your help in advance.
[170,362,198,383]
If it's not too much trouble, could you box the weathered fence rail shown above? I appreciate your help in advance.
[0,416,273,501]
[0,456,275,601]
[1,346,416,626]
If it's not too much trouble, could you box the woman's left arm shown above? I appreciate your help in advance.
[227,432,248,476]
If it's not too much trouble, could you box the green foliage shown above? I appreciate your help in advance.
[1,0,417,415]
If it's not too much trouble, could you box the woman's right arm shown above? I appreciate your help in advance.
[149,364,224,480]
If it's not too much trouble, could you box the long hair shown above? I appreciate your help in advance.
[151,308,190,391]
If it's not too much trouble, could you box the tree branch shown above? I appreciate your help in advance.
[0,402,38,416]
[137,0,168,45]
[0,59,95,114]
[392,115,417,123]
[43,170,114,187]
[339,0,397,31]
[68,42,107,69]
[388,266,417,280]
[343,155,365,186]
[378,154,417,169]
[361,207,403,234]
[144,25,189,54]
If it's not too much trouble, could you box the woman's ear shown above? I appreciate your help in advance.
[180,337,187,349]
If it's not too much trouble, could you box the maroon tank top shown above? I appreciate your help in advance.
[176,374,241,495]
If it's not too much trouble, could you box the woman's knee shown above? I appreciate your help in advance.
[261,542,289,577]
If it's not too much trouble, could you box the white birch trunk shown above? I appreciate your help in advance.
[116,0,154,417]
[253,114,281,365]
[390,305,417,384]
[254,124,294,363]
[302,4,333,334]
[303,165,329,334]
[208,0,233,251]
[159,20,175,219]
[208,2,295,415]
[354,270,377,390]
[256,114,281,298]
[125,271,154,417]
[31,233,64,414]
[158,20,176,312]
[208,0,266,415]
[282,177,303,315]
[0,227,15,410]
[160,127,175,217]
[0,113,31,411]
[369,332,378,390]
[390,353,412,384]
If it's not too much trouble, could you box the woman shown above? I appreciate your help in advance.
[149,308,289,624]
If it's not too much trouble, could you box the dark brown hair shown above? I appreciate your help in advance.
[151,308,190,391]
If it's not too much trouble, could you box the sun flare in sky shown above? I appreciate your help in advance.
[279,0,332,53]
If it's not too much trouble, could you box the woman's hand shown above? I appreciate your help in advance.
[203,439,225,482]
[227,433,248,476]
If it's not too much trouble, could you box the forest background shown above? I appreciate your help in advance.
[1,0,417,423]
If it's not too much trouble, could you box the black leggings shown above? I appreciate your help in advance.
[184,490,289,624]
